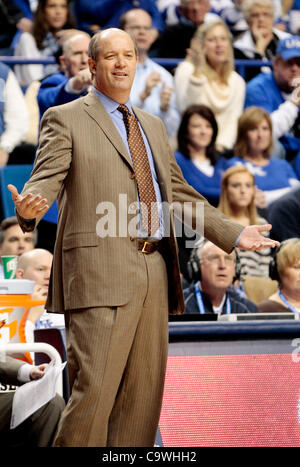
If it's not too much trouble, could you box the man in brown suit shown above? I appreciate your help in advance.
[8,29,279,447]
[0,355,65,446]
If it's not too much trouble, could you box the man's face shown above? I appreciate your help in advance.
[179,0,210,26]
[0,225,35,257]
[88,30,138,103]
[60,35,90,77]
[273,56,300,93]
[20,251,53,289]
[123,10,154,54]
[198,243,236,293]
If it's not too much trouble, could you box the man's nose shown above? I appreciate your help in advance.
[218,257,226,268]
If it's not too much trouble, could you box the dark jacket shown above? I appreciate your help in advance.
[184,284,258,315]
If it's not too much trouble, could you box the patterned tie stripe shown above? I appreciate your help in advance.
[118,105,160,236]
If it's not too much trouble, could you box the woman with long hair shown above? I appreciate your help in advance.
[175,104,226,206]
[225,106,300,205]
[219,165,272,277]
[14,0,75,86]
[174,20,245,151]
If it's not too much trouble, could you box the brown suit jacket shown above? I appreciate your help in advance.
[19,91,243,314]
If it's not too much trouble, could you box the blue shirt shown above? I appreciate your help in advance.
[92,87,163,238]
[174,151,227,206]
[224,157,297,191]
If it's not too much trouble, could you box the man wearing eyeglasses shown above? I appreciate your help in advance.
[184,239,258,315]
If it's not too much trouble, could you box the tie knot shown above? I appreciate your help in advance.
[118,104,130,117]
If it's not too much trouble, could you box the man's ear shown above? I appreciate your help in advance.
[59,55,66,70]
[16,268,24,279]
[88,57,96,78]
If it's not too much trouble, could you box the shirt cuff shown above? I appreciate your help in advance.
[17,363,32,383]
[234,229,244,247]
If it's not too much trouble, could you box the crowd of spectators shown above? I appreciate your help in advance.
[0,0,299,308]
[0,0,300,446]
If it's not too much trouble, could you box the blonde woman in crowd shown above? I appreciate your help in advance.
[225,106,300,205]
[219,165,272,277]
[233,0,290,81]
[174,20,245,150]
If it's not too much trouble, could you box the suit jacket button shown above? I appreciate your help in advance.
[130,236,135,242]
[129,172,135,179]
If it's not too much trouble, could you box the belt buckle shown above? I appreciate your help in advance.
[142,241,151,254]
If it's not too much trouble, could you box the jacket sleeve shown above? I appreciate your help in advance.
[0,355,24,386]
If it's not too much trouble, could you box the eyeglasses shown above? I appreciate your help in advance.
[250,12,272,19]
[202,254,235,265]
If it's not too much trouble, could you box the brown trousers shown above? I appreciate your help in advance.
[54,249,169,447]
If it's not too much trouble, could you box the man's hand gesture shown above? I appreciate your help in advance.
[238,224,280,251]
[7,184,49,220]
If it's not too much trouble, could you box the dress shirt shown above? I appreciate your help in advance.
[92,86,164,239]
[130,57,180,138]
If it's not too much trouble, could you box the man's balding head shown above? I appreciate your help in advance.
[16,249,53,289]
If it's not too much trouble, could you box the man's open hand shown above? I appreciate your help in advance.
[7,184,49,220]
[238,224,280,251]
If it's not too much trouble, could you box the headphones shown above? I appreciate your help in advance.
[186,238,241,283]
[269,238,299,282]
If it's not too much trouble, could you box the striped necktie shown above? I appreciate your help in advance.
[118,104,160,237]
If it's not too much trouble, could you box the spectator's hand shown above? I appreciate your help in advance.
[30,363,48,380]
[72,68,92,91]
[160,83,173,112]
[7,184,49,220]
[251,25,273,55]
[237,224,280,251]
[187,37,203,76]
[140,72,161,102]
[254,187,267,209]
[32,284,48,300]
[0,149,9,167]
[291,77,300,107]
[17,17,33,33]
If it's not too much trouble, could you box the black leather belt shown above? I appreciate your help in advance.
[137,239,162,254]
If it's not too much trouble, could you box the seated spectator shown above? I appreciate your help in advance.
[0,354,65,447]
[258,237,300,314]
[0,63,32,166]
[218,165,272,277]
[225,106,300,205]
[73,0,164,37]
[38,31,91,118]
[175,104,226,205]
[184,239,258,315]
[0,0,33,55]
[233,0,290,81]
[16,248,64,342]
[175,20,245,151]
[245,36,300,164]
[155,0,219,58]
[0,216,37,279]
[268,187,300,242]
[14,0,75,86]
[120,8,180,140]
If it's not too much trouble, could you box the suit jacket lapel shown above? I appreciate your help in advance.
[83,92,133,170]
